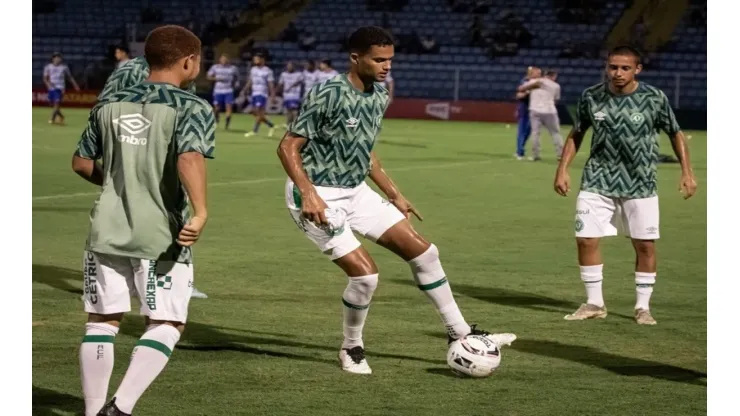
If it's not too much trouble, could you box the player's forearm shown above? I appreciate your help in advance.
[277,133,314,194]
[556,130,584,173]
[670,131,694,175]
[368,153,401,199]
[177,152,208,219]
[72,155,104,186]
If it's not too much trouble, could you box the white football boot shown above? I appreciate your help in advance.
[339,346,372,375]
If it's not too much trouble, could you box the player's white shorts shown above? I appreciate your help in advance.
[285,179,406,260]
[575,191,660,240]
[82,251,194,323]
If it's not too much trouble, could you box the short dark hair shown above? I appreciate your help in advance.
[144,25,201,70]
[347,26,394,54]
[321,58,332,67]
[115,45,130,55]
[608,45,642,65]
[544,69,557,76]
[51,52,62,59]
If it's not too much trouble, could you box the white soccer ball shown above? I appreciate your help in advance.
[446,334,502,378]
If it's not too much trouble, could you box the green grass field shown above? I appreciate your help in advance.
[32,108,707,416]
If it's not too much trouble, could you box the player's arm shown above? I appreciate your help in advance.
[206,66,218,81]
[66,67,80,91]
[659,93,697,199]
[515,91,528,100]
[554,93,591,196]
[43,67,52,90]
[517,79,541,92]
[368,151,423,221]
[72,109,104,185]
[175,103,216,246]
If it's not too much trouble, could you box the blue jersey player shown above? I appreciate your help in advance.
[43,53,80,125]
[207,53,240,130]
[514,66,539,159]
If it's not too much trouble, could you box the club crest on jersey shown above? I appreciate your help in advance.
[113,113,152,135]
[593,111,606,121]
[630,113,644,124]
[345,117,360,128]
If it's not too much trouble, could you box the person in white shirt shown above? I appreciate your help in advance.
[278,61,304,128]
[43,52,80,125]
[302,60,320,97]
[207,53,240,130]
[114,46,131,68]
[518,70,563,161]
[316,59,339,83]
[243,53,277,137]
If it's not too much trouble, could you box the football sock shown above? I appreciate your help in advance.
[214,112,220,124]
[113,324,181,414]
[80,322,119,416]
[252,120,260,132]
[225,115,232,129]
[635,272,656,310]
[342,274,378,349]
[264,118,275,128]
[408,244,470,339]
[580,264,604,307]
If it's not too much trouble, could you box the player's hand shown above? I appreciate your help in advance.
[177,216,207,247]
[554,170,570,196]
[390,195,423,221]
[301,189,330,225]
[679,172,697,199]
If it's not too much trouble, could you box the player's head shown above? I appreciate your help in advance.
[114,46,130,62]
[529,66,542,78]
[545,70,558,81]
[252,53,265,66]
[286,61,295,72]
[219,53,229,65]
[606,45,643,88]
[319,59,332,71]
[144,25,202,87]
[51,53,63,65]
[347,26,395,83]
[305,60,316,71]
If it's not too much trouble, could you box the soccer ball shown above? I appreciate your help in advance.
[447,334,502,378]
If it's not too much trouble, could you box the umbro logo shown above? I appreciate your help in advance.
[346,117,359,128]
[593,111,606,121]
[113,114,152,135]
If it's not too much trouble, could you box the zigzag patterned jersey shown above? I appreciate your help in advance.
[98,56,197,100]
[575,82,681,199]
[76,82,215,263]
[289,74,390,188]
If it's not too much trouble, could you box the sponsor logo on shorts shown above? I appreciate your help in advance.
[575,218,585,232]
[83,252,99,304]
[576,209,590,215]
[646,226,658,234]
[146,261,157,310]
[157,275,173,290]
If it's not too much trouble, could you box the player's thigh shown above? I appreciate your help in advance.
[575,191,620,238]
[542,113,561,134]
[285,179,360,260]
[133,259,193,324]
[224,92,235,107]
[333,246,379,277]
[375,220,431,261]
[348,183,406,243]
[82,251,134,315]
[620,196,660,240]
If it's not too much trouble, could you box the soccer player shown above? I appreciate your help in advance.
[302,60,320,96]
[73,25,215,416]
[316,58,339,83]
[243,53,277,137]
[43,52,80,125]
[277,61,304,128]
[277,26,516,375]
[96,50,209,301]
[554,45,697,325]
[114,46,131,68]
[207,53,240,130]
[513,66,537,160]
[518,69,563,161]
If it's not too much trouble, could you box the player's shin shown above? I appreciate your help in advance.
[111,323,181,414]
[80,322,119,416]
[635,272,656,310]
[580,264,605,307]
[342,274,378,349]
[408,244,470,339]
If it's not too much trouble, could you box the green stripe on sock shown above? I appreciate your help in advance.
[418,277,448,291]
[82,335,115,343]
[342,298,369,310]
[136,339,172,357]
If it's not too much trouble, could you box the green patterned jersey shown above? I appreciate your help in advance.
[575,82,681,199]
[98,56,197,101]
[289,74,390,188]
[76,82,215,263]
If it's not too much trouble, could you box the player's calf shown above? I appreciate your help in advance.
[81,313,122,416]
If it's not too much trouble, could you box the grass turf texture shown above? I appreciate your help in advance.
[32,108,706,416]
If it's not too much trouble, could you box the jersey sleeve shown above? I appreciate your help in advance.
[573,91,591,134]
[75,107,102,160]
[289,86,327,140]
[175,100,216,158]
[207,66,216,78]
[278,72,285,86]
[657,91,681,136]
[267,69,275,83]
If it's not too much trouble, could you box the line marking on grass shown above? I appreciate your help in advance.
[33,160,505,201]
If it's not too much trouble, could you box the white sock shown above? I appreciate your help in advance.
[113,324,181,414]
[341,274,378,349]
[580,264,604,307]
[635,272,656,310]
[409,244,471,339]
[80,322,119,416]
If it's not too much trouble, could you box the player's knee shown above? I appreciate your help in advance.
[633,240,655,258]
[147,319,186,334]
[408,243,445,276]
[87,312,123,326]
[349,273,379,298]
[576,237,599,252]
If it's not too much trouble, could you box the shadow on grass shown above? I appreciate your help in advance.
[33,264,83,295]
[32,385,84,416]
